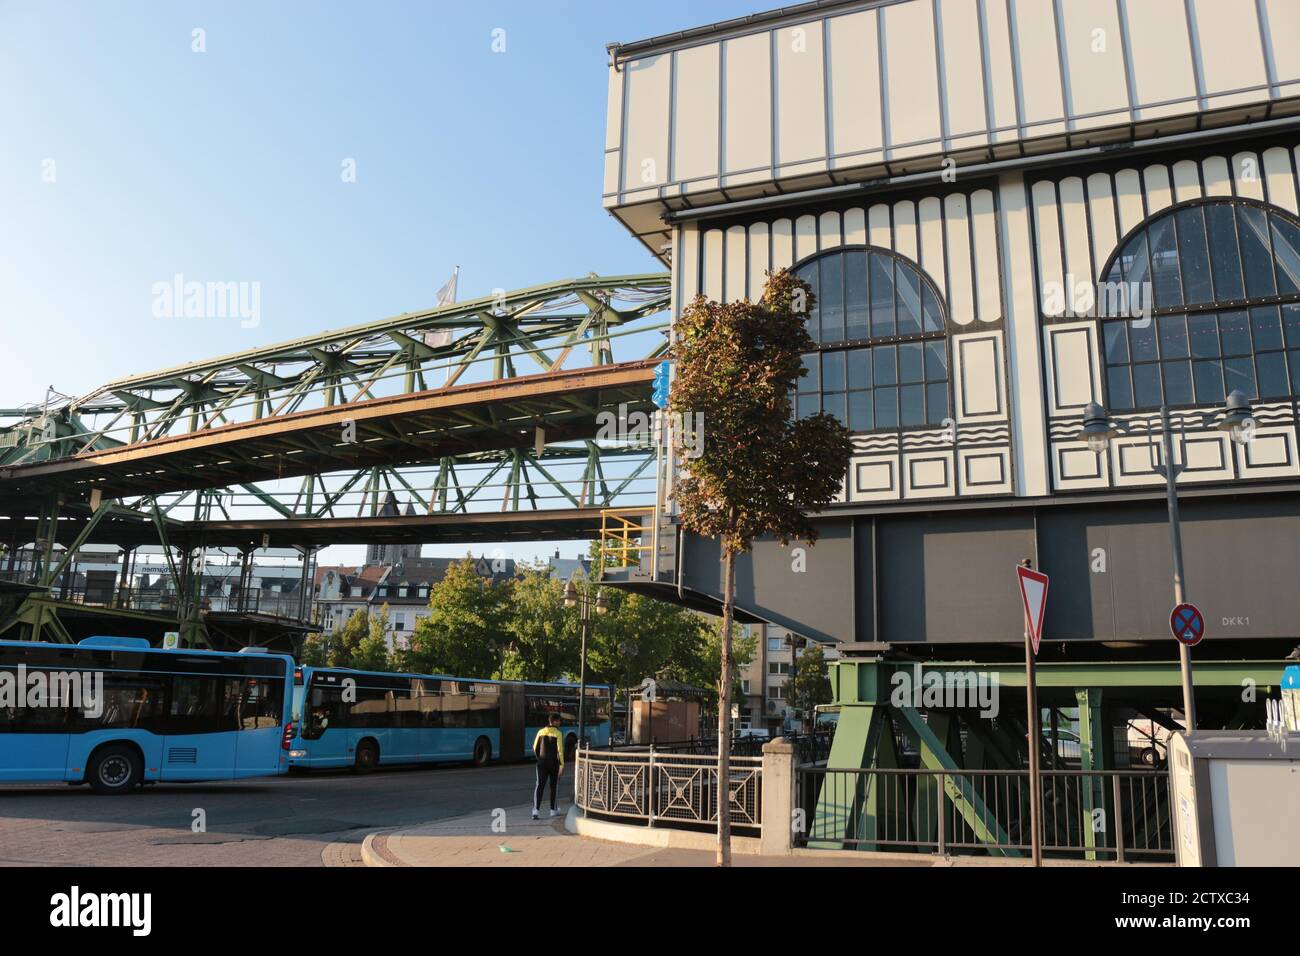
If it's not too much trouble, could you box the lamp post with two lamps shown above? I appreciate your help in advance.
[563,577,607,748]
[1077,390,1256,732]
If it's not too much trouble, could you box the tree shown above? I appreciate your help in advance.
[402,556,509,677]
[352,606,392,672]
[500,565,577,681]
[670,269,852,866]
[788,642,833,728]
[302,606,392,670]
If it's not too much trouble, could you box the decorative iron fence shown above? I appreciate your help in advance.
[575,747,763,831]
[625,731,833,764]
[796,766,1172,861]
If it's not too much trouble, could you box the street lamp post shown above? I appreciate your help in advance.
[564,577,608,748]
[1078,390,1256,732]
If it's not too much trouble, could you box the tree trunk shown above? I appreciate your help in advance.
[716,548,735,867]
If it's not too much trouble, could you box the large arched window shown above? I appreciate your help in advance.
[1099,199,1300,411]
[791,247,949,432]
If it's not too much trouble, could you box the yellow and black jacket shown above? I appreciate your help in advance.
[533,725,564,766]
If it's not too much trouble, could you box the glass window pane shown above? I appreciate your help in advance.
[875,388,899,428]
[1271,213,1300,296]
[1130,319,1158,361]
[924,340,948,381]
[1188,313,1221,358]
[1250,305,1283,351]
[1175,206,1213,305]
[848,390,873,431]
[898,342,924,383]
[804,259,821,344]
[847,348,872,388]
[1163,360,1193,405]
[922,282,944,332]
[1236,205,1276,298]
[896,264,923,335]
[926,383,948,424]
[1224,356,1257,399]
[869,253,896,337]
[1120,233,1151,291]
[822,350,845,392]
[845,251,869,339]
[1285,304,1300,347]
[822,391,847,425]
[819,254,845,343]
[1107,366,1134,410]
[1148,215,1182,309]
[799,353,819,393]
[1291,350,1300,394]
[1158,314,1189,359]
[1256,351,1289,398]
[1206,204,1244,301]
[1193,360,1225,403]
[1104,322,1130,364]
[873,344,897,386]
[1133,363,1162,408]
[797,394,820,419]
[1219,310,1251,356]
[900,384,925,426]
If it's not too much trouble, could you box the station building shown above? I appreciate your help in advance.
[601,0,1300,780]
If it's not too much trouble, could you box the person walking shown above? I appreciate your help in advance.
[532,713,565,819]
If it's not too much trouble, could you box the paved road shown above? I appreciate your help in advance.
[0,762,548,867]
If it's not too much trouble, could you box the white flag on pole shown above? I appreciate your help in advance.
[425,267,458,348]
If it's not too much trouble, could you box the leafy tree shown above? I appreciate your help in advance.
[788,642,833,726]
[670,270,852,866]
[352,605,392,671]
[303,606,392,670]
[500,565,577,680]
[402,556,509,677]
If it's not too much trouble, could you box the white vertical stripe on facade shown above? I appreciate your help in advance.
[827,11,884,162]
[942,193,975,325]
[938,0,988,141]
[1059,0,1129,130]
[795,214,819,260]
[868,203,892,247]
[970,189,1001,321]
[1057,177,1092,313]
[621,54,672,194]
[1031,180,1064,315]
[748,223,771,299]
[775,24,828,169]
[843,206,868,245]
[703,229,725,301]
[818,211,843,251]
[1122,0,1197,121]
[883,0,942,155]
[1189,0,1268,110]
[1171,160,1203,203]
[771,218,795,270]
[918,196,947,298]
[680,223,701,302]
[1262,147,1299,214]
[1232,151,1266,201]
[673,45,721,184]
[892,201,918,261]
[1010,0,1066,133]
[723,33,773,178]
[1113,168,1146,235]
[1201,155,1233,197]
[1142,164,1174,214]
[724,225,748,302]
[1085,173,1119,283]
[982,0,1020,141]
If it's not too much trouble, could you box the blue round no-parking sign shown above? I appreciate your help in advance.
[1170,603,1205,646]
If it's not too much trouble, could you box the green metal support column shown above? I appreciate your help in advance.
[1076,688,1107,860]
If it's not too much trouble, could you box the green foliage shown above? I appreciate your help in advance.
[302,606,391,670]
[500,565,578,681]
[401,556,508,677]
[788,643,833,717]
[670,269,854,555]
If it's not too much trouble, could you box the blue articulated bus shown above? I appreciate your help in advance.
[288,666,611,771]
[0,636,296,794]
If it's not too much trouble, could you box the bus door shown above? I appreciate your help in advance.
[498,684,524,762]
[162,674,237,781]
[231,677,286,777]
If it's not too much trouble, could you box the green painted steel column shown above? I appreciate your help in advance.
[1076,688,1107,860]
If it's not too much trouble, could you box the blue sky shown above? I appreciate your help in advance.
[0,0,759,565]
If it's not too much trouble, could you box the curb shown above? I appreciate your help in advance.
[565,806,763,855]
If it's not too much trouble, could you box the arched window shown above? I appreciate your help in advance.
[1099,199,1300,411]
[791,247,949,432]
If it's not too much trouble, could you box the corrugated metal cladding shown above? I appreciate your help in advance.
[606,0,1300,215]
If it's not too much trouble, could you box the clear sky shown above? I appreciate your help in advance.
[0,0,760,566]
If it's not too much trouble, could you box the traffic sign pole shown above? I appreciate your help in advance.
[1017,559,1044,868]
[1160,406,1197,732]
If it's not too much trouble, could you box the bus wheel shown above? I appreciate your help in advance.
[87,745,142,795]
[353,739,379,773]
[472,737,492,767]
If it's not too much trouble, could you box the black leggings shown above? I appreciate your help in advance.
[534,759,560,812]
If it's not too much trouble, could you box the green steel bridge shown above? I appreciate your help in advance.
[0,272,672,646]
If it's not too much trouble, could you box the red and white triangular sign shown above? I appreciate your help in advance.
[1017,565,1050,654]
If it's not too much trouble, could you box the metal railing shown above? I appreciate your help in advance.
[575,746,763,831]
[617,731,833,763]
[598,507,654,569]
[796,767,1172,862]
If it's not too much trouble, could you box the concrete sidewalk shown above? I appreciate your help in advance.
[360,801,935,867]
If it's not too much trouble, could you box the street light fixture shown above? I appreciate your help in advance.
[564,577,607,751]
[1076,390,1256,732]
